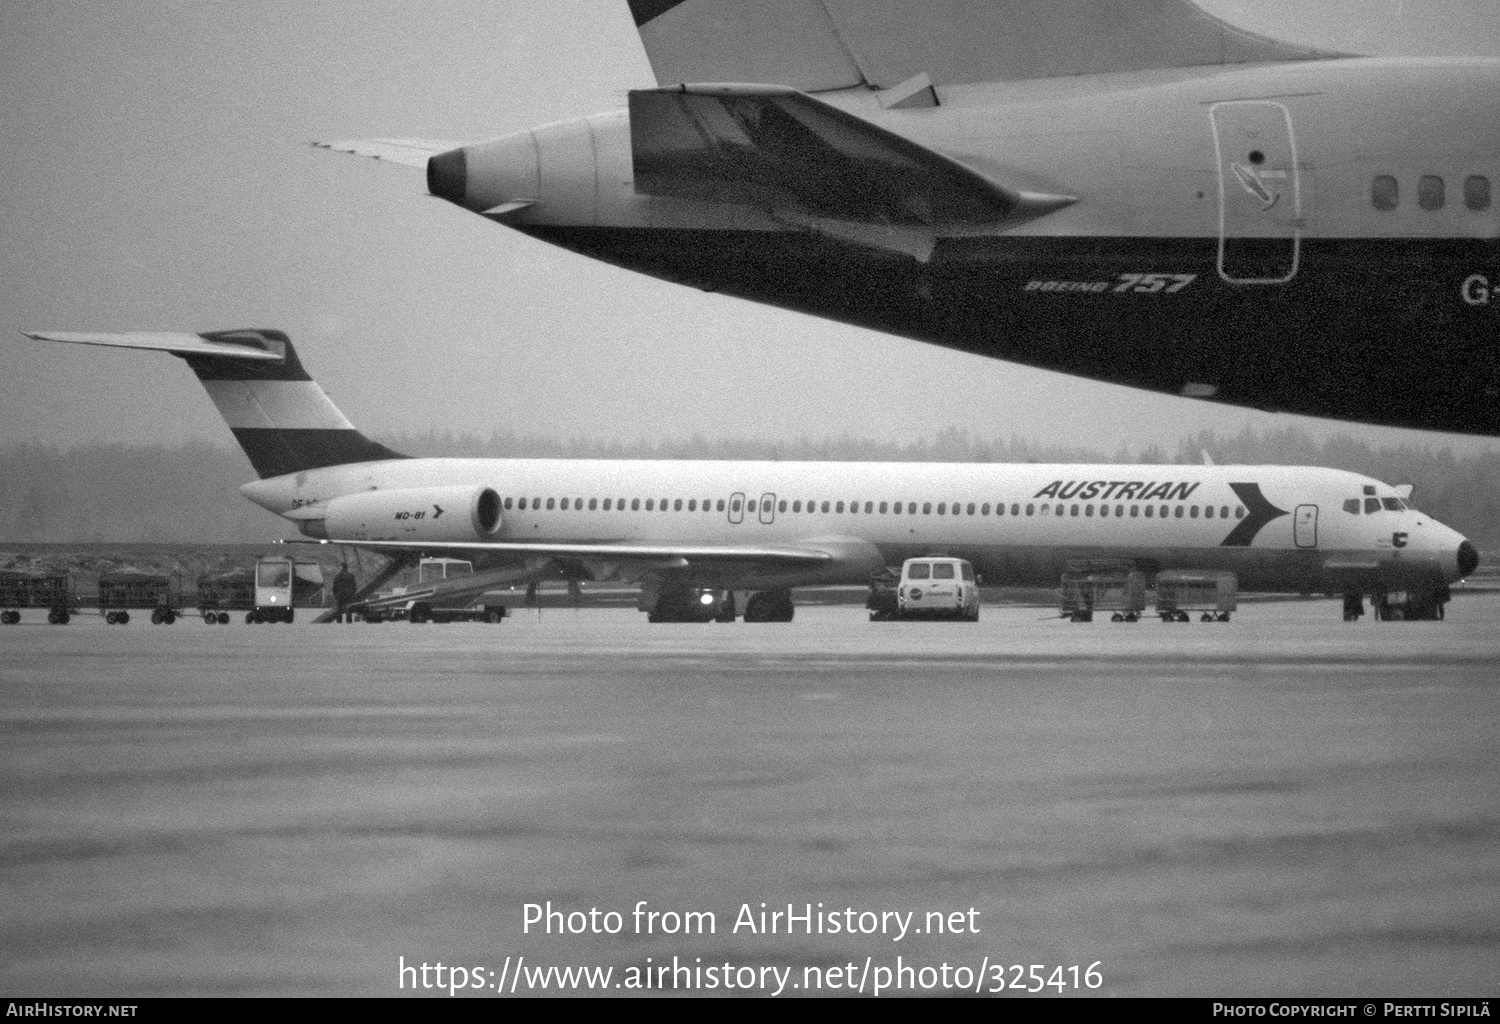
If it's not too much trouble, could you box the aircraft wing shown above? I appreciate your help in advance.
[310,138,464,169]
[327,538,836,568]
[20,330,283,360]
[628,0,1350,90]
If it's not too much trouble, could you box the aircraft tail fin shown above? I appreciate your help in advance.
[18,329,406,479]
[627,0,1351,91]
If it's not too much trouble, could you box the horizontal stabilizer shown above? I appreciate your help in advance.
[20,329,405,480]
[311,138,464,169]
[630,85,1071,238]
[20,330,283,360]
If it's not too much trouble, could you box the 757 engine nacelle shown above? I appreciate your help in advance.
[309,486,503,542]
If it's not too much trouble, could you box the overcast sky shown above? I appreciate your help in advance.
[4,1,1500,460]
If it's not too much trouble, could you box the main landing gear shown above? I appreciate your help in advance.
[646,588,793,623]
[742,589,794,623]
[1345,588,1449,622]
[647,589,737,623]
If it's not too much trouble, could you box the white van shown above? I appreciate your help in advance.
[896,557,980,621]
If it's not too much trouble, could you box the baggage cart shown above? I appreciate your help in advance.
[97,570,183,625]
[248,556,325,623]
[1059,561,1146,622]
[196,568,256,624]
[0,570,77,625]
[1154,571,1237,622]
[866,571,900,621]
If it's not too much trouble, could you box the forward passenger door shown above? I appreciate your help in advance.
[1295,504,1319,548]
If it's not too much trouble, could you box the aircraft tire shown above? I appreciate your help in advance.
[743,590,793,623]
[151,609,164,625]
[218,612,229,625]
[743,593,769,622]
[486,610,503,624]
[164,611,176,625]
[118,611,129,625]
[285,609,294,624]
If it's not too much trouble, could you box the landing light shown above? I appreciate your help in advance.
[699,593,715,605]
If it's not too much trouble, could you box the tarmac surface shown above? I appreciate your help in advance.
[2,596,1497,997]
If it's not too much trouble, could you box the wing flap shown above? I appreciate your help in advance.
[630,85,1052,228]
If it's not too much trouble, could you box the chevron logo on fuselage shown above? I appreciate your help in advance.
[1221,482,1289,546]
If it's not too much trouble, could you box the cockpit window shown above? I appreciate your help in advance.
[1364,498,1381,514]
[1343,499,1360,515]
[1381,497,1403,511]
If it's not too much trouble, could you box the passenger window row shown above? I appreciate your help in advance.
[1371,173,1491,211]
[502,496,728,512]
[498,495,1248,521]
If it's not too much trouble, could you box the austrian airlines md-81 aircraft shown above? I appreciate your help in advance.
[19,329,1475,622]
[323,1,1500,435]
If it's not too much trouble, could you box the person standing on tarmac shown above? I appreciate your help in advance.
[332,563,357,623]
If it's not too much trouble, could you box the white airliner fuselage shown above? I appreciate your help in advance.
[21,328,1477,624]
[244,456,1473,602]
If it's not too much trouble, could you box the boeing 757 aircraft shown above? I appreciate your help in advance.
[322,1,1500,435]
[18,329,1476,622]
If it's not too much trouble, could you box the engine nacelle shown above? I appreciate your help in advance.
[315,486,503,542]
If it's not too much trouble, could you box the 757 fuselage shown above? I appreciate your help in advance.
[430,56,1500,435]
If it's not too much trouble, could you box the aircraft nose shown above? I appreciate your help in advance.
[1457,538,1480,578]
[427,147,467,204]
